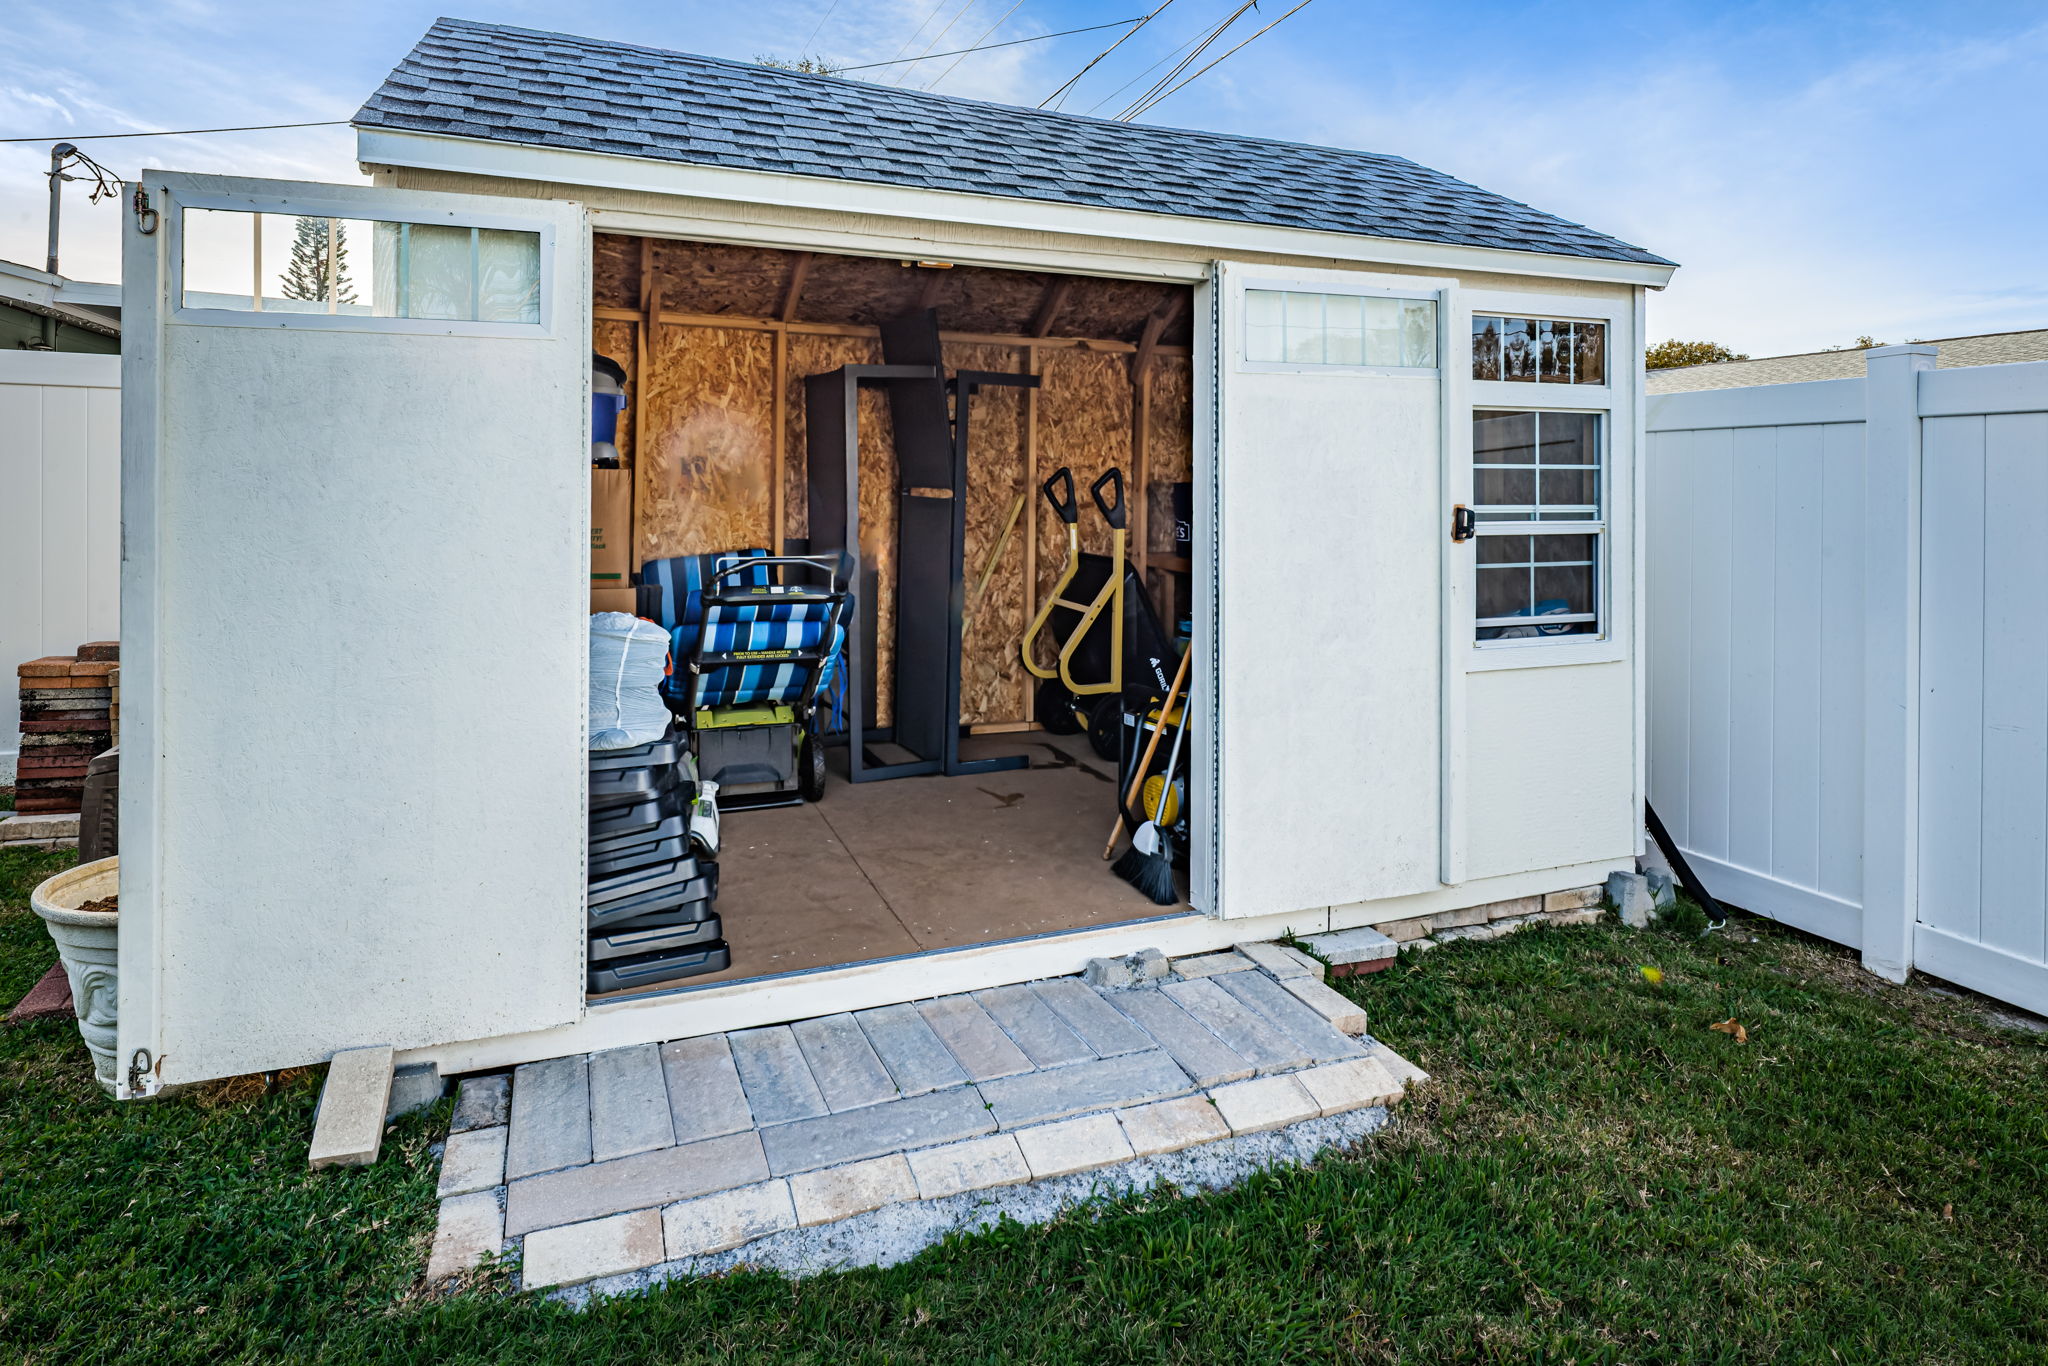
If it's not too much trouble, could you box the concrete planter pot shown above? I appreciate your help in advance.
[30,856,120,1094]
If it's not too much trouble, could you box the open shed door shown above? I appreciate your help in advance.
[1205,262,1450,920]
[116,173,588,1093]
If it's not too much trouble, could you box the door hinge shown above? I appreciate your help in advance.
[1450,505,1475,543]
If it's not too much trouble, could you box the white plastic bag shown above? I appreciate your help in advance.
[589,612,672,750]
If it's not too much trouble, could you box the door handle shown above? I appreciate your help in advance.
[1450,505,1475,543]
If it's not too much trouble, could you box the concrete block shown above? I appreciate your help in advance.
[1161,978,1311,1073]
[1293,1057,1401,1116]
[1104,984,1254,1086]
[1398,936,1439,954]
[589,1044,676,1163]
[1131,947,1170,981]
[309,1045,395,1170]
[1170,950,1252,978]
[918,996,1033,1081]
[1274,974,1369,1035]
[789,1153,917,1226]
[1432,923,1501,943]
[1363,1042,1430,1093]
[660,1035,754,1142]
[427,1190,504,1281]
[504,1130,768,1237]
[0,813,79,841]
[1646,870,1678,910]
[1606,871,1655,929]
[905,1134,1031,1199]
[1305,926,1398,969]
[1117,1096,1229,1156]
[1377,916,1433,943]
[505,1055,591,1181]
[1207,1075,1320,1135]
[521,1209,664,1290]
[1013,1113,1134,1179]
[1429,905,1491,931]
[1545,886,1604,912]
[758,1086,995,1176]
[1548,907,1606,927]
[1031,978,1155,1056]
[661,1180,796,1258]
[1483,895,1543,922]
[972,984,1093,1067]
[856,1003,968,1097]
[728,1025,827,1125]
[451,1074,512,1132]
[976,1049,1193,1129]
[1082,956,1140,990]
[1212,970,1362,1063]
[792,1013,898,1112]
[1233,940,1316,979]
[438,1125,508,1198]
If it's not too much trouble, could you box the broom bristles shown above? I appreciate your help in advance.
[1112,823,1179,905]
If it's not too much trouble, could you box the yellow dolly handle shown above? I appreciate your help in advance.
[1020,468,1126,698]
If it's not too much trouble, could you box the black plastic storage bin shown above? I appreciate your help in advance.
[588,943,731,994]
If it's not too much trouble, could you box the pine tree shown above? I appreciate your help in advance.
[279,216,357,305]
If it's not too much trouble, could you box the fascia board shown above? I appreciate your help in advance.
[355,127,1678,290]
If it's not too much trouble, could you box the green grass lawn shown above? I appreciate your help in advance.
[4,842,2046,1365]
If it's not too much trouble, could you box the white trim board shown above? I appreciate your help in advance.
[356,128,1678,291]
[399,857,1628,1076]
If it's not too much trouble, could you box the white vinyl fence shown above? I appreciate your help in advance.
[0,351,121,783]
[1649,347,2048,1015]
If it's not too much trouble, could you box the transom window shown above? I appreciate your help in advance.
[1473,409,1603,641]
[180,207,542,323]
[1245,289,1437,368]
[1471,314,1606,385]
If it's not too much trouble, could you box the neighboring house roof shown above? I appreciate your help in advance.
[356,18,1672,270]
[0,259,120,351]
[1648,329,2048,393]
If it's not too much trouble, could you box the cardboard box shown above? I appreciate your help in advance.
[591,468,633,590]
[589,587,641,616]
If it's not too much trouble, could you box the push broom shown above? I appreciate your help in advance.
[1113,676,1190,905]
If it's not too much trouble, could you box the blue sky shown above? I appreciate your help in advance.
[4,0,2042,355]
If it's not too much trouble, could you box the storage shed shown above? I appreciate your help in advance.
[112,18,1674,1095]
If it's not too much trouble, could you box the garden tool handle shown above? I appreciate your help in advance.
[1042,467,1078,525]
[1091,467,1127,530]
[1102,647,1192,859]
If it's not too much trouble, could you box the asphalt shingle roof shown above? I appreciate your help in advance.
[356,18,1673,270]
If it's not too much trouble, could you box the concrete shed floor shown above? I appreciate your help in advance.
[636,729,1186,993]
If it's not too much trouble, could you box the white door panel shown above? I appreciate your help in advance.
[1210,263,1447,919]
[119,172,588,1090]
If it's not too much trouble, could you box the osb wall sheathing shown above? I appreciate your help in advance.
[950,343,1032,725]
[637,325,777,565]
[1033,349,1132,620]
[1145,356,1193,555]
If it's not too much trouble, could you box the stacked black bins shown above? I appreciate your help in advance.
[587,728,727,992]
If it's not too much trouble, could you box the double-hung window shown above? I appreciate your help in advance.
[1472,409,1603,641]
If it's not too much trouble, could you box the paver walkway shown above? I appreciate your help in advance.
[427,942,1425,1290]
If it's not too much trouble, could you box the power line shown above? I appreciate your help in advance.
[1037,0,1173,109]
[831,18,1147,72]
[1114,2,1257,121]
[924,0,1027,90]
[893,0,989,85]
[1082,24,1209,116]
[800,0,844,54]
[1121,0,1315,120]
[0,119,347,144]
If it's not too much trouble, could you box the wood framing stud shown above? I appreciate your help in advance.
[778,251,811,323]
[1030,280,1072,338]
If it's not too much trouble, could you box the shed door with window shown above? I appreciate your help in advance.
[118,173,588,1091]
[1206,263,1449,919]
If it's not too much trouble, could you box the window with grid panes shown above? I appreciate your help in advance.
[1472,409,1602,640]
